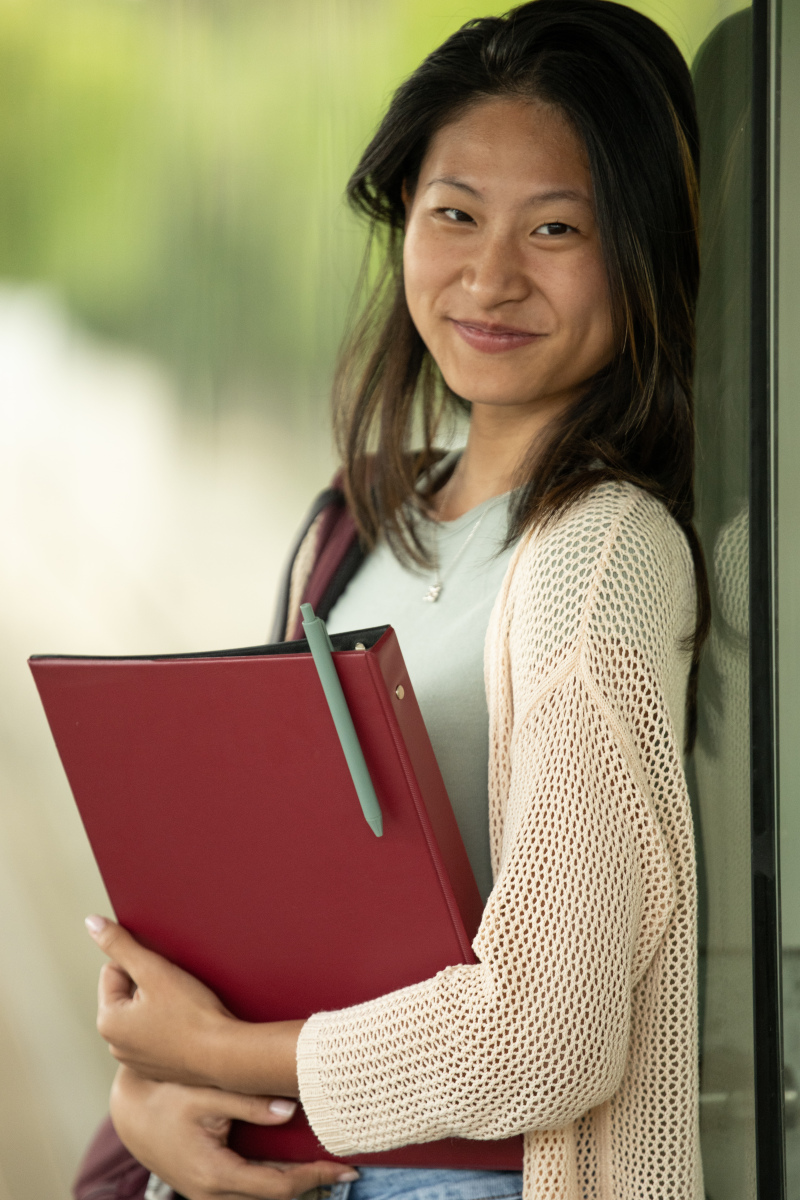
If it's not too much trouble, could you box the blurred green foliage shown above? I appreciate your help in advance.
[0,0,744,408]
[0,0,391,398]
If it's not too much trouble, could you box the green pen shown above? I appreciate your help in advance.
[300,603,383,837]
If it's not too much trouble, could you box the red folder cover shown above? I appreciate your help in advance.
[29,626,523,1170]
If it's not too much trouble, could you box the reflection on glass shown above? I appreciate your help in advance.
[691,8,757,1198]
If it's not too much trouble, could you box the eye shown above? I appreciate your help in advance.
[534,222,575,236]
[438,207,474,223]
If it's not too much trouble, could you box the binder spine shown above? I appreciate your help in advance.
[362,654,477,965]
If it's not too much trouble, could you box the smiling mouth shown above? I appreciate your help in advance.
[449,318,544,354]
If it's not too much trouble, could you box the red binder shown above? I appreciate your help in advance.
[29,626,523,1170]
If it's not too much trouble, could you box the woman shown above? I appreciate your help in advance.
[83,2,708,1197]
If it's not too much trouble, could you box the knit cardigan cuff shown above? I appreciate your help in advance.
[296,1013,358,1157]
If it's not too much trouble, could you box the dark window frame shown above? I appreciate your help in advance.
[750,0,786,1192]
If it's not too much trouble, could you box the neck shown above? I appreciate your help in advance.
[434,399,564,521]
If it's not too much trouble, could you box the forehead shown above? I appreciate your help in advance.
[418,97,592,199]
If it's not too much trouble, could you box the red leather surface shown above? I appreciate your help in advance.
[366,634,486,948]
[31,631,523,1170]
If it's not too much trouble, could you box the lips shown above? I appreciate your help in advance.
[449,318,543,354]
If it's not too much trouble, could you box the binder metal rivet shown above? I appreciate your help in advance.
[395,685,405,700]
[354,642,366,651]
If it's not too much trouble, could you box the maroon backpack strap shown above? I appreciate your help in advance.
[280,480,364,642]
[73,1117,150,1200]
[290,507,361,636]
[270,485,343,642]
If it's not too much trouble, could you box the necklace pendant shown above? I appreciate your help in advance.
[423,582,442,603]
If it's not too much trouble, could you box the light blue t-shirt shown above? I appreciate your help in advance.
[327,484,516,900]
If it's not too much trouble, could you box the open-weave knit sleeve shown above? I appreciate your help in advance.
[296,485,698,1189]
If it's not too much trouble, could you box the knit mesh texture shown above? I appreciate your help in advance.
[296,483,703,1200]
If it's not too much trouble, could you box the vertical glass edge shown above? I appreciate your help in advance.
[750,0,787,1191]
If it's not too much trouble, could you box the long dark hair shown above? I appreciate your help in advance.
[334,0,710,748]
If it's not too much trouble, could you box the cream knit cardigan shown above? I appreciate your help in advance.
[293,481,703,1200]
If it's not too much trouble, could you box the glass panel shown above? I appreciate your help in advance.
[779,0,800,1192]
[691,7,758,1198]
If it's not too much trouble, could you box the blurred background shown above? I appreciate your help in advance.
[0,1,763,1197]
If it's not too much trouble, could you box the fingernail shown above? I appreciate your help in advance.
[268,1099,297,1117]
[336,1171,359,1182]
[85,915,106,936]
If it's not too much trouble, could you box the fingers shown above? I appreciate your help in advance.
[99,961,136,1006]
[195,1092,299,1127]
[86,915,162,982]
[207,1152,358,1200]
[189,1095,357,1198]
[110,1069,356,1200]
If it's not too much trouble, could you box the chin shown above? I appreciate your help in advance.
[439,359,545,407]
[444,377,539,408]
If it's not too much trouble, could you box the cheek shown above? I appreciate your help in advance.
[403,239,433,321]
[558,255,614,351]
[585,257,613,326]
[403,228,452,328]
[402,236,424,323]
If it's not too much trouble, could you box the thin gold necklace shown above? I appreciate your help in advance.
[423,471,487,603]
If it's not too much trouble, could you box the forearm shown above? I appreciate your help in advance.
[297,700,658,1155]
[297,936,630,1154]
[208,1017,304,1097]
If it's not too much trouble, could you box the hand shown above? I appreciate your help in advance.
[86,916,302,1095]
[87,915,233,1086]
[110,1065,358,1200]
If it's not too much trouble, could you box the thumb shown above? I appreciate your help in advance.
[85,915,160,984]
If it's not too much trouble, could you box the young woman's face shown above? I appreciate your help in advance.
[403,97,615,417]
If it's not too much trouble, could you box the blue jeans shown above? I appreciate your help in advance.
[166,1163,524,1200]
[326,1167,524,1200]
[168,1161,523,1200]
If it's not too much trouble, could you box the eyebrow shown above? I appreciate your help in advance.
[425,176,589,206]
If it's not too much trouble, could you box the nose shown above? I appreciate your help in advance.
[461,230,531,307]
